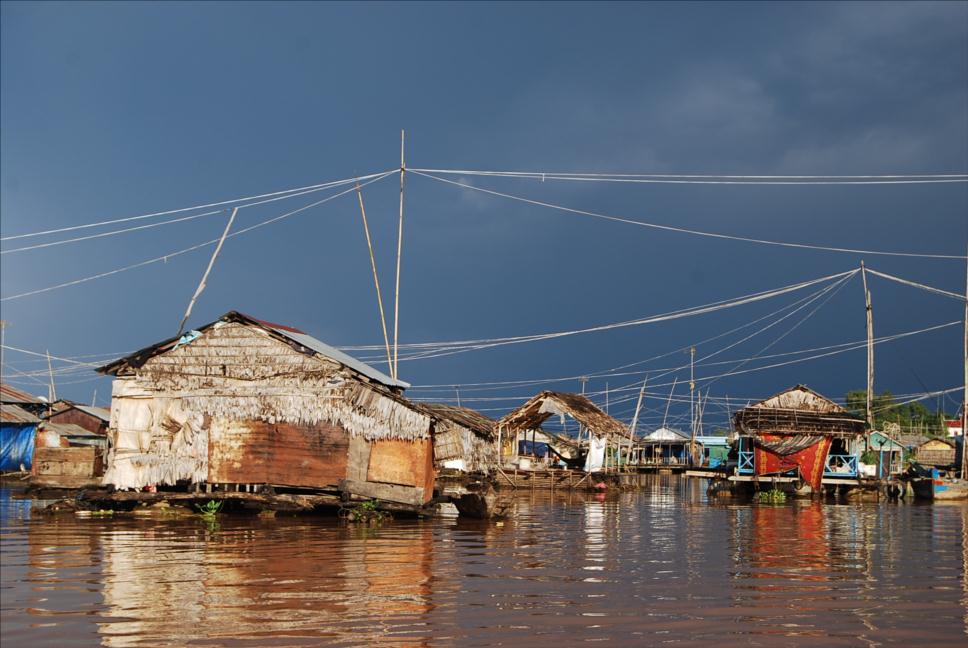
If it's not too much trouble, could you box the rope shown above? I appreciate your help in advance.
[411,171,966,260]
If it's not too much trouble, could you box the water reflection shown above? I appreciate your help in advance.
[1,482,966,647]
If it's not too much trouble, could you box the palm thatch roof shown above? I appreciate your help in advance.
[498,391,627,438]
[419,403,495,438]
[734,385,864,437]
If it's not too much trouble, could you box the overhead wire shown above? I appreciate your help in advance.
[410,168,968,185]
[0,170,395,242]
[0,171,397,302]
[410,170,966,260]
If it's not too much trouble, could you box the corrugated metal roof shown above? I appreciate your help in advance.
[1,403,41,424]
[272,327,408,389]
[0,383,44,405]
[42,422,103,437]
[70,405,111,422]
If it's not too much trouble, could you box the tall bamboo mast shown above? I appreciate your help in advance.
[962,248,967,480]
[392,130,406,380]
[356,185,393,371]
[861,261,874,429]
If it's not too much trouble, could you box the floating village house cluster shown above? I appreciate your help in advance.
[1,310,965,508]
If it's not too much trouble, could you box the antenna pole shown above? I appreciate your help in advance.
[861,261,874,430]
[392,130,406,380]
[356,184,393,372]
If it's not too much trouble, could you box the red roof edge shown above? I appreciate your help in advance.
[236,312,306,334]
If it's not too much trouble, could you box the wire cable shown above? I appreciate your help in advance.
[411,171,966,260]
[0,171,397,302]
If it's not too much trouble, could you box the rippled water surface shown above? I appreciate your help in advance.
[2,477,966,647]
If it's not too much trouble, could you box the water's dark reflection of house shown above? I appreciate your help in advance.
[24,519,439,647]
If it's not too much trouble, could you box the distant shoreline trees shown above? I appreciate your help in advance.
[845,390,950,436]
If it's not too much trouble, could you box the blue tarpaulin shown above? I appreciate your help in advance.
[518,440,550,457]
[0,424,37,471]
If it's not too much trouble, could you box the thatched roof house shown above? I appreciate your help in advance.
[420,403,496,473]
[96,311,436,506]
[498,391,627,439]
[733,385,865,490]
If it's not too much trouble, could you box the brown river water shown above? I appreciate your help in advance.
[1,476,966,647]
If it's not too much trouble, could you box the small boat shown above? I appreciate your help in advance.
[910,467,968,501]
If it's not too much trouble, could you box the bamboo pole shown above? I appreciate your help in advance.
[0,320,5,392]
[178,207,238,336]
[392,130,406,380]
[46,349,55,414]
[962,248,967,480]
[627,377,648,464]
[355,185,393,371]
[861,261,874,430]
[663,377,678,429]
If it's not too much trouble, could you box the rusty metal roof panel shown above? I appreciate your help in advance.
[0,383,44,405]
[1,403,41,424]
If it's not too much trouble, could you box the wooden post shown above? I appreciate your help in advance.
[392,130,406,380]
[861,261,874,430]
[356,185,393,370]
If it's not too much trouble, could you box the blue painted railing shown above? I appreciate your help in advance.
[738,450,755,474]
[823,454,858,477]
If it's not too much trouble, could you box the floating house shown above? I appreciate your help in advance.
[864,431,904,478]
[697,436,731,468]
[421,403,497,473]
[733,385,865,491]
[31,421,107,489]
[914,437,957,468]
[1,402,41,472]
[637,427,691,466]
[497,391,627,471]
[96,311,437,507]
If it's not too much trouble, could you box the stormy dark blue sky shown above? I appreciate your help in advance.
[2,1,966,429]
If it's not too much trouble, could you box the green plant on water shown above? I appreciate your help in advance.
[755,489,787,504]
[195,500,222,518]
[348,499,387,525]
[860,450,878,465]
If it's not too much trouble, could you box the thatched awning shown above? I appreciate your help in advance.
[419,403,495,439]
[734,385,864,438]
[498,391,627,438]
